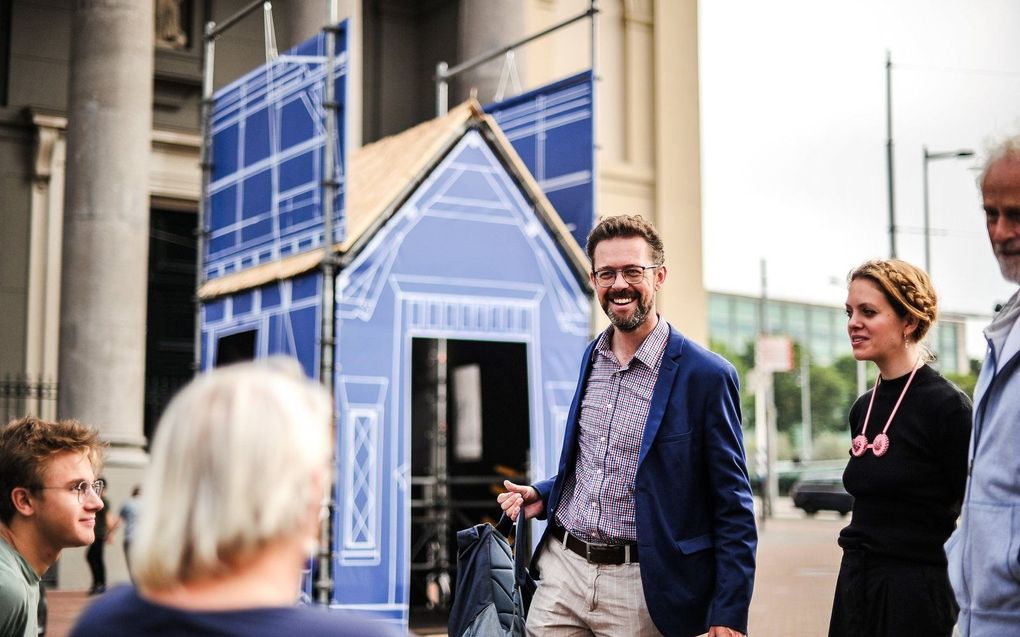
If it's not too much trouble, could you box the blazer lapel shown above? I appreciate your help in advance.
[638,327,684,466]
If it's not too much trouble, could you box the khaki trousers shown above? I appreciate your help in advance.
[526,536,662,637]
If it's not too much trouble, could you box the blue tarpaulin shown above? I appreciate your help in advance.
[486,72,595,248]
[200,32,591,628]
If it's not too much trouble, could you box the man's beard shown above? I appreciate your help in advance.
[995,242,1020,284]
[602,292,652,332]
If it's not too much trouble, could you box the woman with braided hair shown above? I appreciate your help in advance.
[828,258,972,637]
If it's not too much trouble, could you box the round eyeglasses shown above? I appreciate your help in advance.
[38,479,105,504]
[592,264,661,287]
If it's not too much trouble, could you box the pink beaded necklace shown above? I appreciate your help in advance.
[850,362,922,458]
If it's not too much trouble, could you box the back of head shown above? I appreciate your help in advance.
[848,258,939,342]
[0,417,102,526]
[131,358,332,589]
[585,214,665,265]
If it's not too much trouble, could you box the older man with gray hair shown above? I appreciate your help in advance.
[946,135,1020,636]
[70,359,403,637]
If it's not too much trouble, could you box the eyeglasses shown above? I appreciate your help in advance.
[592,264,661,288]
[38,479,105,504]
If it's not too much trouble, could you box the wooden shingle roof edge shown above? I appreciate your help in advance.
[197,99,591,301]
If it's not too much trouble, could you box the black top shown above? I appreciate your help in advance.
[838,364,972,564]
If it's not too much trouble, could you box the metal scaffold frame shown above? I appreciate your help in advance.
[196,0,342,607]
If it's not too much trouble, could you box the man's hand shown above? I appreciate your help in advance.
[497,480,545,521]
[707,626,745,637]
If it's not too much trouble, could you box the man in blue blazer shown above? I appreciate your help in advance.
[500,215,756,637]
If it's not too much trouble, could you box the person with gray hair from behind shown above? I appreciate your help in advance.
[945,134,1020,636]
[70,359,404,637]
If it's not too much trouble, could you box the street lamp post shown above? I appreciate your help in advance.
[922,146,974,274]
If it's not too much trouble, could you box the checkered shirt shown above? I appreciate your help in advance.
[554,317,669,544]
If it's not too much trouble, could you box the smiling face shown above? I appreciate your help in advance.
[845,277,917,371]
[982,156,1020,284]
[591,236,666,334]
[31,450,104,550]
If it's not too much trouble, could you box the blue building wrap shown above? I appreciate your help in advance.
[329,129,588,623]
[205,26,347,282]
[486,71,595,248]
[199,27,591,629]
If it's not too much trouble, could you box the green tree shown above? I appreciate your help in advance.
[709,339,756,429]
[773,346,856,436]
[943,358,981,398]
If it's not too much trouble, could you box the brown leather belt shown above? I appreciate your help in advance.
[550,524,639,565]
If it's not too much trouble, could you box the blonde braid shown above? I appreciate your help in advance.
[849,259,938,342]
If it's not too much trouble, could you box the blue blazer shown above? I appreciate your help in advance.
[532,325,757,637]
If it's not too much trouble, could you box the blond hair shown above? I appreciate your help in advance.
[0,417,103,524]
[131,358,331,588]
[848,259,938,342]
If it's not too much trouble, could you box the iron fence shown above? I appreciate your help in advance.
[0,374,59,423]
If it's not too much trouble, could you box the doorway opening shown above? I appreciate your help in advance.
[408,337,530,630]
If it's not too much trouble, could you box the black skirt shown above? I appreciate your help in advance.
[828,548,958,637]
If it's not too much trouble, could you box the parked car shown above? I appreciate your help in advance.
[789,476,854,517]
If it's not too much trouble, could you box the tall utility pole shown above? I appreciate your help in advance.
[799,345,812,462]
[922,146,974,275]
[754,259,778,522]
[886,50,897,259]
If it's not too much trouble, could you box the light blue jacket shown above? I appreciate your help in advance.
[947,289,1020,636]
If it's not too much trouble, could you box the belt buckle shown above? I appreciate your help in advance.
[585,540,611,564]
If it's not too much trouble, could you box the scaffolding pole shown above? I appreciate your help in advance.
[316,0,341,607]
[195,0,343,607]
[434,2,598,116]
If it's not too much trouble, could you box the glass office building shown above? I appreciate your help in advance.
[708,292,969,373]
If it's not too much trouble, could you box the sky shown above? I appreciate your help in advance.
[699,0,1020,355]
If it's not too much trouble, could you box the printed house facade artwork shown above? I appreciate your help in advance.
[198,68,592,624]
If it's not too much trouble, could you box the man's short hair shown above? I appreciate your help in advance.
[980,133,1020,187]
[585,214,665,266]
[131,358,332,589]
[0,417,103,525]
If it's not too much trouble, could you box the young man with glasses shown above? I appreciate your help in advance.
[500,215,757,637]
[0,416,104,637]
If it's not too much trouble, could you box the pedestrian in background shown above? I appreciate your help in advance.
[829,259,972,637]
[70,359,403,637]
[107,485,141,576]
[0,417,104,637]
[499,215,757,637]
[946,134,1020,635]
[85,477,112,595]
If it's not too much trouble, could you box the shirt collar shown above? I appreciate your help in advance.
[594,315,669,368]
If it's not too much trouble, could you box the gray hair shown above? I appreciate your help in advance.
[980,133,1020,186]
[131,358,332,588]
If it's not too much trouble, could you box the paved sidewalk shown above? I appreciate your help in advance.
[47,499,846,637]
[748,501,845,636]
[45,590,90,637]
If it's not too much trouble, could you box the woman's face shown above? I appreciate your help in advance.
[845,277,914,368]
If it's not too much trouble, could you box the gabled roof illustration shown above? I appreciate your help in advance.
[198,99,591,300]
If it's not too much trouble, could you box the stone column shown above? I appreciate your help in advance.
[458,0,525,104]
[289,0,325,48]
[289,0,361,149]
[60,1,154,466]
[653,0,706,344]
[288,0,357,48]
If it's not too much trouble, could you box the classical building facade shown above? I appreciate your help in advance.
[0,0,703,589]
